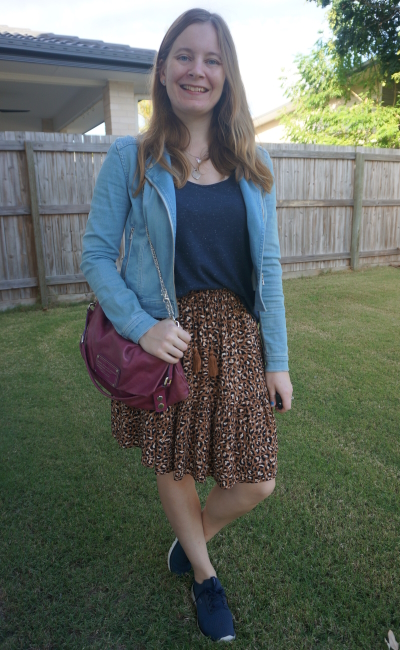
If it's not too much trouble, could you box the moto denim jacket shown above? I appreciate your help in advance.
[80,136,289,372]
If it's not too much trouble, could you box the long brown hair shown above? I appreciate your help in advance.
[134,8,273,196]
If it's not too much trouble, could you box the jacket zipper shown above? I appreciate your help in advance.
[123,227,135,279]
[143,176,179,319]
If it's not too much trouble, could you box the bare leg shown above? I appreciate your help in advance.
[157,472,275,581]
[202,479,276,542]
[157,472,216,583]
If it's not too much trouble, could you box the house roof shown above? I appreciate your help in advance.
[0,26,156,73]
[253,102,294,131]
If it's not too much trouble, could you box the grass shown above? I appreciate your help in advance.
[0,266,399,650]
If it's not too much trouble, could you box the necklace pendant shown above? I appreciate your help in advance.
[196,157,202,164]
[192,168,201,180]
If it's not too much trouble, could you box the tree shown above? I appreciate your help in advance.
[307,0,400,79]
[280,2,400,147]
[138,100,153,132]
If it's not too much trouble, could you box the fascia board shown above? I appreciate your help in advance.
[0,37,156,71]
[0,53,153,73]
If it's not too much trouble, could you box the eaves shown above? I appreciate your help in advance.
[0,36,156,73]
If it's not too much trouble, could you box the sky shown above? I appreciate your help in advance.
[2,0,329,129]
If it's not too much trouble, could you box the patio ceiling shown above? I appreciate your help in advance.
[0,28,156,133]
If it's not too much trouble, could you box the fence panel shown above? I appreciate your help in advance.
[359,157,400,268]
[263,143,400,278]
[0,133,399,309]
[0,132,117,309]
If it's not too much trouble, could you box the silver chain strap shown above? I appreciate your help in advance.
[141,183,178,325]
[144,222,178,325]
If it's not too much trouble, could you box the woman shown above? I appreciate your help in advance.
[81,8,292,643]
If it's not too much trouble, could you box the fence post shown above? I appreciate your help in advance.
[24,141,48,308]
[350,152,365,271]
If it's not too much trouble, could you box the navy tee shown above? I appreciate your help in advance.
[174,175,258,320]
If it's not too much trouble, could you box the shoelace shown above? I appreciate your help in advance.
[195,583,228,613]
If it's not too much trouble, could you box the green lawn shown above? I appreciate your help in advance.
[1,266,399,650]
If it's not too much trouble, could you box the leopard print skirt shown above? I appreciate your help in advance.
[111,289,277,489]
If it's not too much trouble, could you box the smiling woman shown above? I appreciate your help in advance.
[159,24,226,122]
[81,7,292,644]
[134,8,275,192]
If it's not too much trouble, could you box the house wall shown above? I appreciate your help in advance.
[103,81,139,136]
[0,112,42,132]
[256,123,289,144]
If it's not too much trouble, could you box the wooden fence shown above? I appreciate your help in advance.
[268,142,400,278]
[0,132,399,310]
[0,132,117,310]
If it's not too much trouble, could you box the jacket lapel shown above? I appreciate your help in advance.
[239,177,265,274]
[144,153,177,238]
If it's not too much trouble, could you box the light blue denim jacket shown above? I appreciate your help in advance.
[81,136,289,372]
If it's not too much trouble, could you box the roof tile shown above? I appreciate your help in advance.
[0,28,156,65]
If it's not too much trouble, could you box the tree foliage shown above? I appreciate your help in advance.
[281,2,400,147]
[308,0,400,78]
[138,100,153,132]
[281,94,400,148]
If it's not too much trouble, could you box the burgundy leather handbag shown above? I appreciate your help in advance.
[80,225,189,412]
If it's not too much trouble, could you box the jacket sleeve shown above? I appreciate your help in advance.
[258,149,289,372]
[80,140,159,342]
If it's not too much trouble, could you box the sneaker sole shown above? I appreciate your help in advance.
[191,585,236,643]
[167,537,179,572]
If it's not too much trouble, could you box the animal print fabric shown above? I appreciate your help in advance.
[111,289,278,489]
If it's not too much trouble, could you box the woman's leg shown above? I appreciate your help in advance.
[202,479,276,542]
[157,473,275,579]
[157,472,216,584]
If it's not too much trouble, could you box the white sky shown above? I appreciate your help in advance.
[3,0,329,128]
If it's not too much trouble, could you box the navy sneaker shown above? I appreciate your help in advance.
[167,537,192,575]
[191,576,235,642]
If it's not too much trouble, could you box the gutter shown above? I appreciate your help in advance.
[0,36,156,73]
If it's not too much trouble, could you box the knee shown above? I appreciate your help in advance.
[157,471,195,493]
[235,479,275,509]
[249,478,275,504]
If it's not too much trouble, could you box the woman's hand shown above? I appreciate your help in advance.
[265,371,293,413]
[138,319,191,364]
